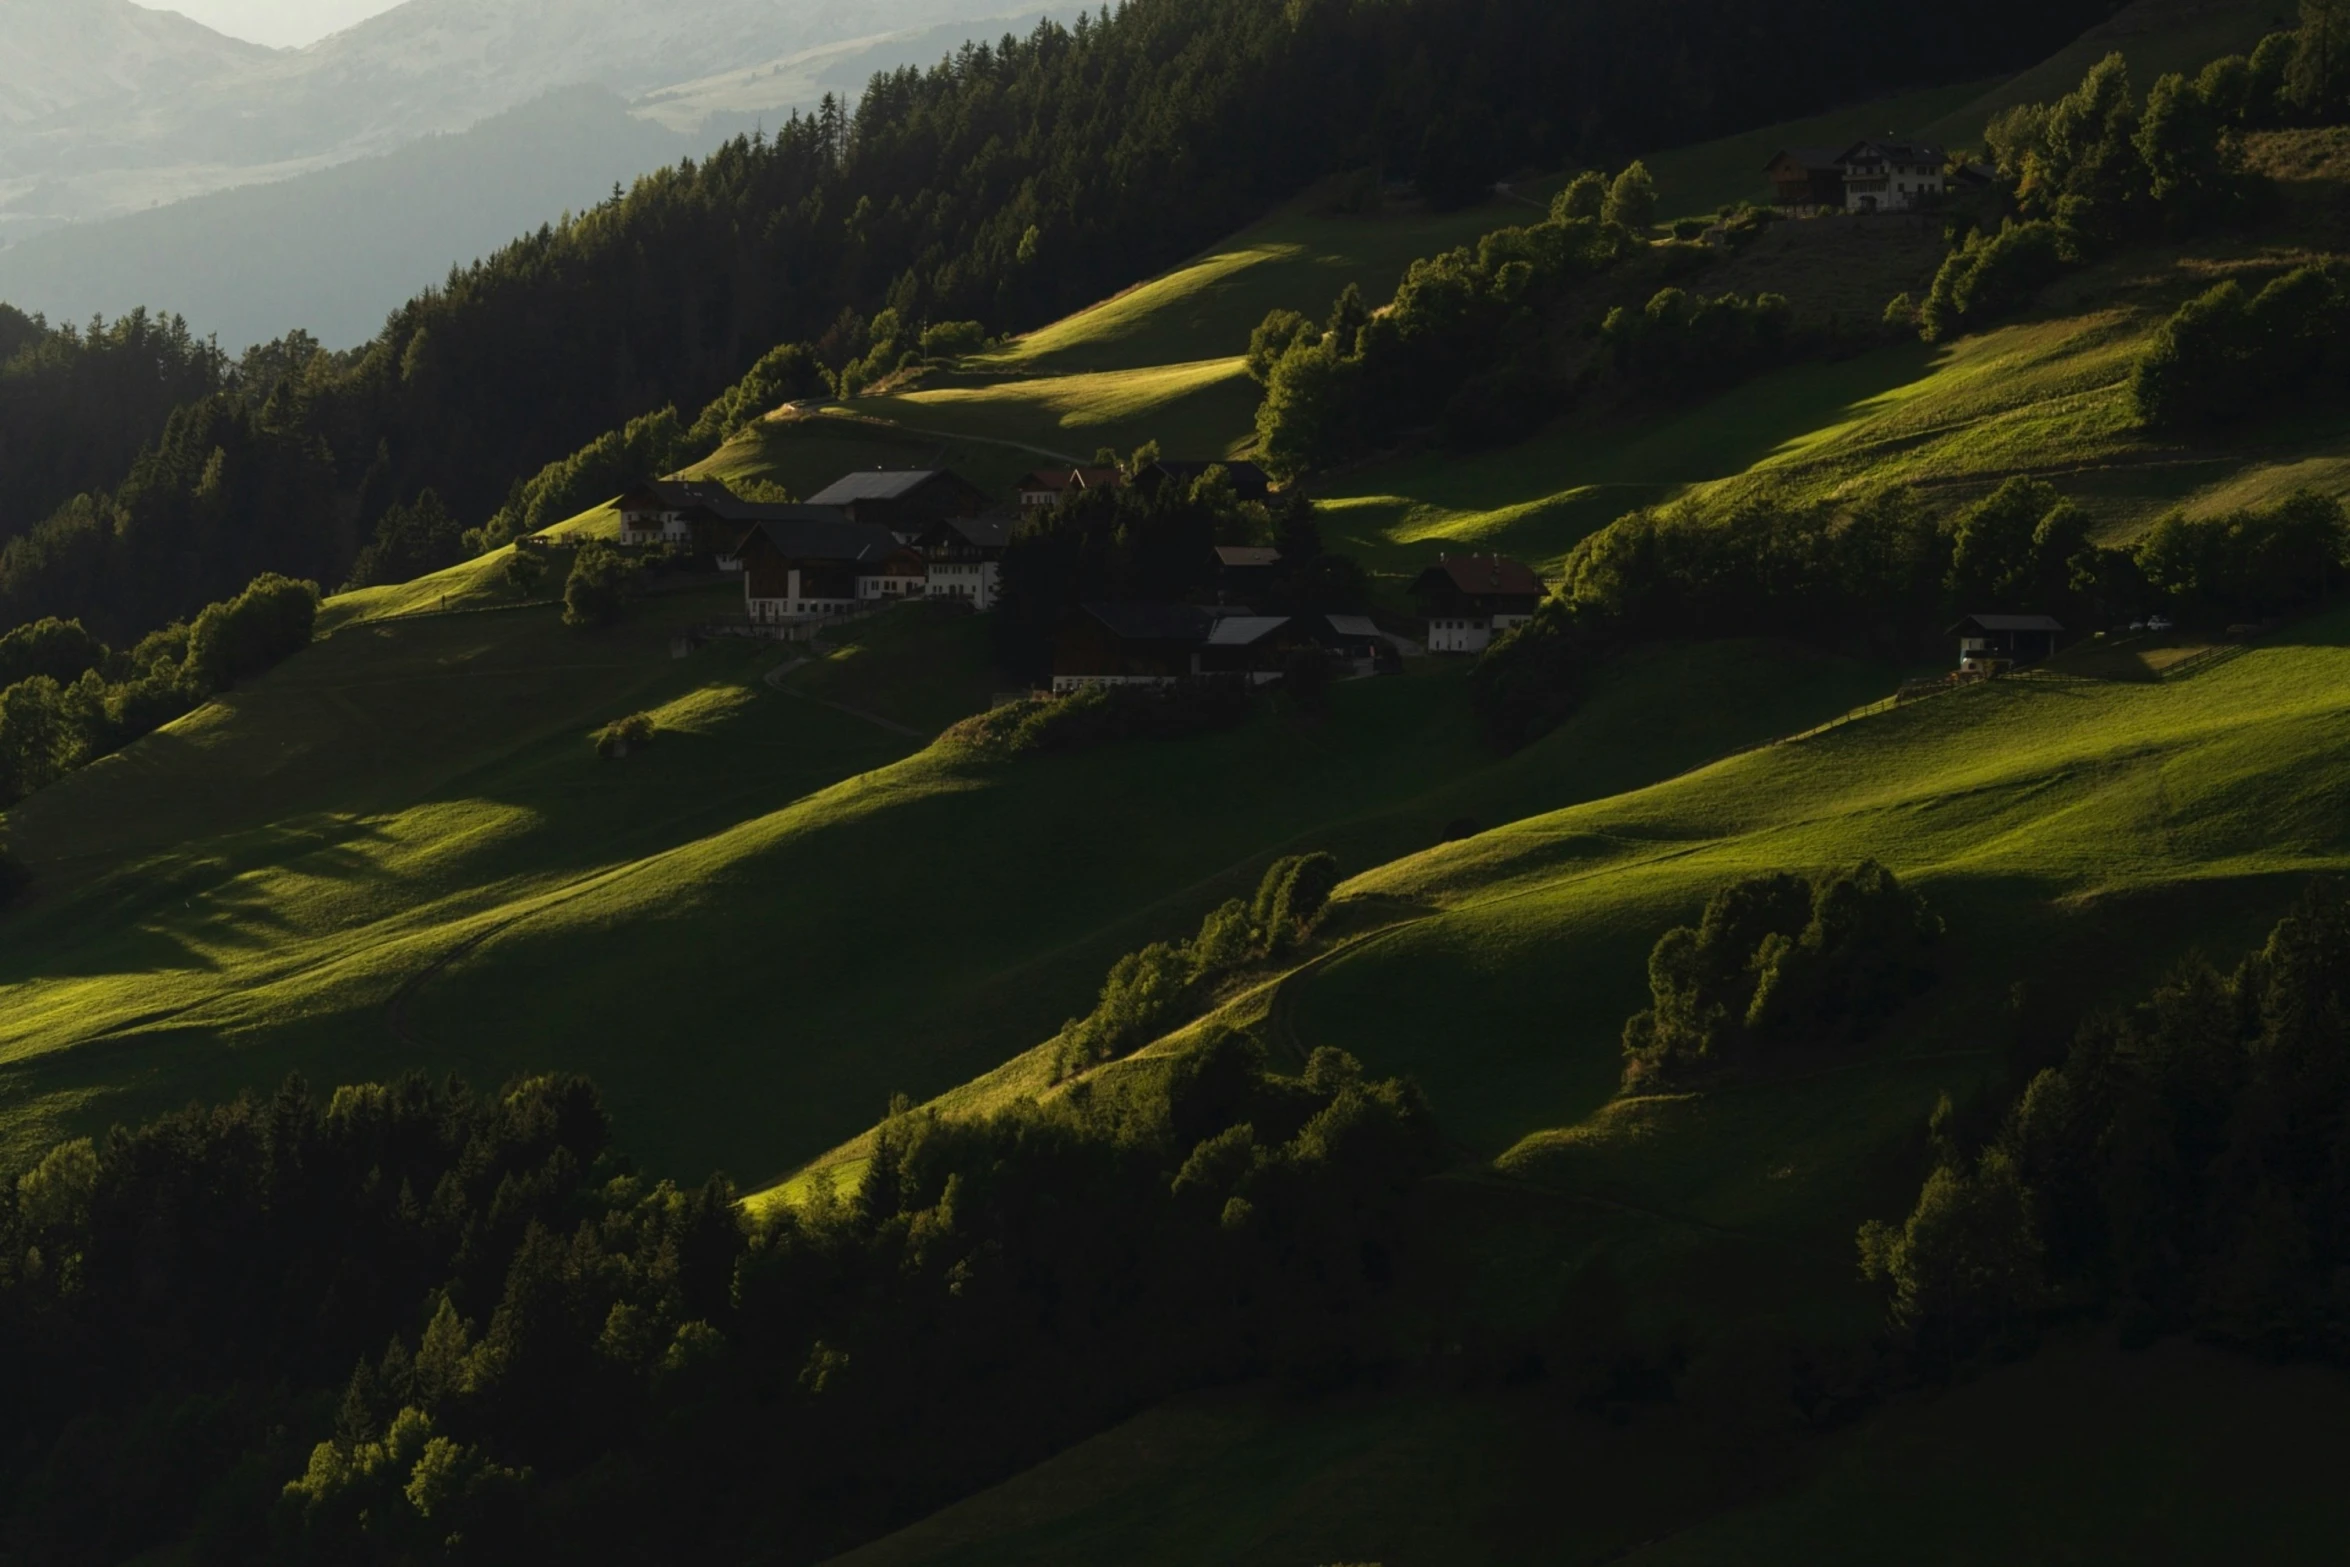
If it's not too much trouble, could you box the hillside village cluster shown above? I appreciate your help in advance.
[613,462,1549,688]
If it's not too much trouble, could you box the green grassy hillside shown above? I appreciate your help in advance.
[0,576,1896,1180]
[826,1333,2350,1567]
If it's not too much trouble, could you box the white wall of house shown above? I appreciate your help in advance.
[1427,616,1496,654]
[927,560,1000,610]
[618,506,672,546]
[858,571,927,601]
[1845,160,1944,213]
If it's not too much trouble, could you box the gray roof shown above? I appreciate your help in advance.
[1203,615,1291,647]
[1840,138,1945,167]
[740,515,905,565]
[1323,614,1383,639]
[1216,546,1282,568]
[1951,613,2065,633]
[806,469,957,505]
[930,512,1015,548]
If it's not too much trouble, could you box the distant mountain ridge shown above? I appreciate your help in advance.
[0,0,1024,242]
[0,0,269,125]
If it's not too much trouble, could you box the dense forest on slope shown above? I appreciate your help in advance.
[0,0,2125,642]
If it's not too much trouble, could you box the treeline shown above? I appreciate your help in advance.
[992,464,1366,680]
[1473,479,2349,749]
[1622,863,1942,1091]
[2132,261,2350,430]
[1246,168,1853,480]
[1912,8,2350,345]
[1861,881,2350,1366]
[1046,853,1342,1079]
[1251,196,1649,479]
[0,574,317,807]
[0,307,233,549]
[0,0,2121,645]
[0,1038,1442,1563]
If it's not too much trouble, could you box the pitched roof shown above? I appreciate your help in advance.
[807,469,964,505]
[738,514,905,565]
[927,512,1016,549]
[617,478,729,511]
[1414,554,1547,599]
[1765,146,1847,173]
[1203,615,1292,647]
[1081,601,1215,642]
[1019,469,1081,492]
[1323,614,1384,639]
[1215,546,1283,568]
[1839,138,1945,167]
[1949,613,2065,634]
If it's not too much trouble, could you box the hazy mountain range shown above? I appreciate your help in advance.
[0,0,1057,347]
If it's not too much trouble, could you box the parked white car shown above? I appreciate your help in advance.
[2148,614,2175,632]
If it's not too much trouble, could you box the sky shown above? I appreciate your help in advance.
[149,0,407,48]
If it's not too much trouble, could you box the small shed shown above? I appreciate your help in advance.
[1764,147,1847,207]
[1213,544,1282,603]
[1948,613,2063,672]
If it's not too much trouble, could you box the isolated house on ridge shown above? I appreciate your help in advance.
[1837,139,1947,213]
[1410,554,1546,654]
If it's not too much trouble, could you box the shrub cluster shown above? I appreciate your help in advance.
[945,680,1253,758]
[0,574,318,806]
[560,543,646,631]
[590,712,657,758]
[1861,881,2350,1366]
[0,1033,1441,1563]
[1622,862,1943,1090]
[1598,287,1795,393]
[1050,853,1343,1079]
[2131,263,2350,429]
[1250,206,1647,480]
[1918,33,2310,342]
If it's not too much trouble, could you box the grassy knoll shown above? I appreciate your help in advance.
[977,197,1555,381]
[826,1333,2350,1567]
